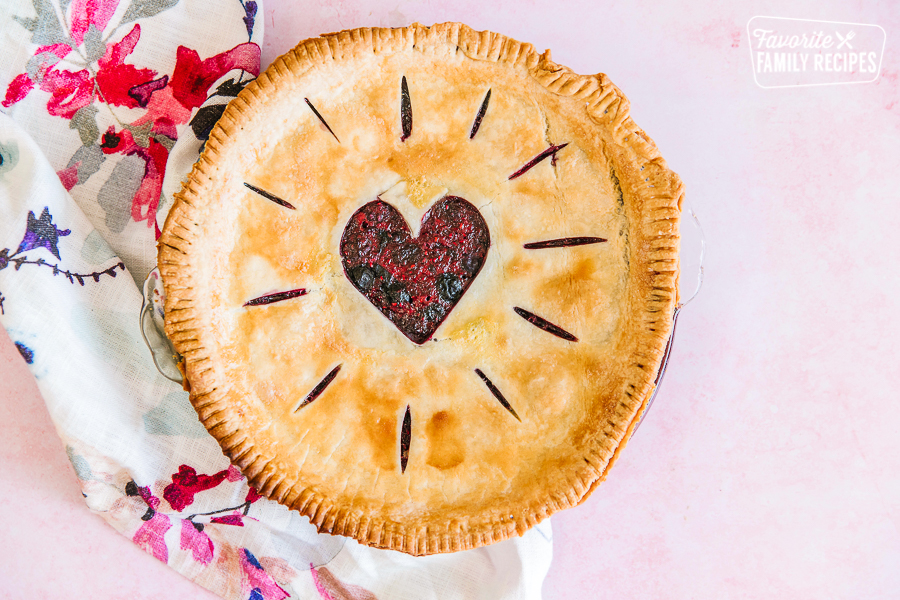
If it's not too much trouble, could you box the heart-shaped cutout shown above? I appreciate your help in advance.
[340,196,490,344]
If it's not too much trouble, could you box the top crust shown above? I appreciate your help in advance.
[158,22,682,555]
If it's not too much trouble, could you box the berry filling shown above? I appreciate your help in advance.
[340,196,490,344]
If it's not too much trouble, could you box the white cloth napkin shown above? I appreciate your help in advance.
[0,1,552,598]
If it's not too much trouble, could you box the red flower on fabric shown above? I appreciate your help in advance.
[69,0,120,46]
[245,485,262,503]
[40,68,95,118]
[169,44,260,110]
[99,124,170,224]
[57,163,80,191]
[3,24,158,115]
[38,43,75,60]
[163,464,230,512]
[2,0,133,114]
[3,74,35,108]
[227,464,244,482]
[210,513,245,526]
[3,42,76,109]
[108,41,258,230]
[95,24,158,109]
[3,0,261,234]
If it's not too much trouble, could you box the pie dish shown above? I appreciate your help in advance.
[158,22,682,555]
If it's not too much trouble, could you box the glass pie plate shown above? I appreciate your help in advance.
[141,205,704,428]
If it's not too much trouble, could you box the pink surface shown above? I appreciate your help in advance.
[2,0,900,598]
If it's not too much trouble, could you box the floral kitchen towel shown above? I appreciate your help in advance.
[0,1,553,599]
[1,0,262,284]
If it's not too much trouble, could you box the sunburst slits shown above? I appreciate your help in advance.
[469,89,491,139]
[508,143,568,180]
[523,236,607,249]
[513,307,578,342]
[304,98,340,143]
[474,369,520,421]
[244,288,308,307]
[243,182,295,210]
[295,365,342,412]
[400,405,412,473]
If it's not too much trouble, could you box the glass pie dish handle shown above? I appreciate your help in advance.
[140,268,184,384]
[140,207,706,397]
[634,204,705,430]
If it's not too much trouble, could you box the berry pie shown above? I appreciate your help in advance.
[158,23,682,555]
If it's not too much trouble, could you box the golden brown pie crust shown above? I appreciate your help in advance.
[158,22,682,555]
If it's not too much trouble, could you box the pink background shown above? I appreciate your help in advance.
[2,0,899,597]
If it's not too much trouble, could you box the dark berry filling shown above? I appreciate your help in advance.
[340,196,490,344]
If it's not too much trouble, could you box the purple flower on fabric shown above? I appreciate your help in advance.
[240,549,289,600]
[241,0,258,39]
[15,207,70,259]
[14,342,34,364]
[244,548,263,570]
[128,75,169,108]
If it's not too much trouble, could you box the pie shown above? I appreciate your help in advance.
[158,22,682,555]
